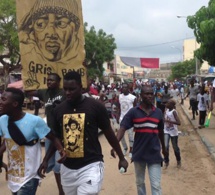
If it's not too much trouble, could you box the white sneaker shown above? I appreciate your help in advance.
[128,153,132,158]
[123,149,128,156]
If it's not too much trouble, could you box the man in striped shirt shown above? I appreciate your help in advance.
[112,85,166,195]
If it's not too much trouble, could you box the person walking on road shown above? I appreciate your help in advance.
[112,85,167,195]
[210,79,215,111]
[38,71,128,195]
[185,79,199,120]
[154,83,163,111]
[197,85,209,129]
[117,83,137,158]
[170,84,180,103]
[110,92,120,133]
[32,96,41,116]
[0,88,66,195]
[180,84,185,105]
[26,73,65,195]
[160,85,172,114]
[164,99,181,168]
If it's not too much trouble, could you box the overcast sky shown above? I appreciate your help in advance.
[82,0,209,64]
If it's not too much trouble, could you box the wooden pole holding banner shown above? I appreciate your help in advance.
[16,0,87,90]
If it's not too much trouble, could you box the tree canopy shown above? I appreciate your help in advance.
[0,0,20,82]
[169,59,196,81]
[84,23,117,79]
[187,0,215,65]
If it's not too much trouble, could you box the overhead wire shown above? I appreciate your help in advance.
[117,36,195,50]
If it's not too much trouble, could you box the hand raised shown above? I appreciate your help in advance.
[25,71,40,89]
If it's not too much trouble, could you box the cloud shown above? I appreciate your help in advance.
[82,0,209,63]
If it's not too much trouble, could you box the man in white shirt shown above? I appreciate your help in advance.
[170,84,180,103]
[117,83,137,158]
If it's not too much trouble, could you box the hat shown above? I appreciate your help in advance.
[20,0,80,32]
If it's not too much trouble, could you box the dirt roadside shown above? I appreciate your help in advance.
[1,104,215,194]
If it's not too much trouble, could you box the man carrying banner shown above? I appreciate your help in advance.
[26,73,65,195]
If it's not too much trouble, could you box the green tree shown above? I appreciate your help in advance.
[169,59,196,81]
[84,23,117,79]
[0,0,20,86]
[187,0,215,65]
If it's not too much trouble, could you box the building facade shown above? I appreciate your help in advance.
[183,39,209,75]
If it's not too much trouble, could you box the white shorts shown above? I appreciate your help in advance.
[61,161,104,195]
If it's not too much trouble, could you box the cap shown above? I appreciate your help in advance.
[20,0,80,31]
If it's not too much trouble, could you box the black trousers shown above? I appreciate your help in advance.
[190,99,198,111]
[199,110,207,126]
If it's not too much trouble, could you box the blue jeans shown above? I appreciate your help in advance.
[12,178,39,195]
[164,134,181,163]
[134,161,162,195]
[45,139,61,173]
[121,128,134,151]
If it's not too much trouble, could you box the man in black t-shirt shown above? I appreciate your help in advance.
[26,73,65,195]
[38,71,128,195]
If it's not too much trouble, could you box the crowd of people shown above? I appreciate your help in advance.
[0,72,213,195]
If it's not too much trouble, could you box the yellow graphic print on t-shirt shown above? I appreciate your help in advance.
[63,113,85,158]
[5,139,25,183]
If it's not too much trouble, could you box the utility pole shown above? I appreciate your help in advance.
[177,15,199,75]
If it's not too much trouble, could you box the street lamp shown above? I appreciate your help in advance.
[171,46,183,61]
[177,15,187,18]
[177,15,199,75]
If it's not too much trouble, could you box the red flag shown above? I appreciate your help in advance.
[140,58,159,68]
[120,56,159,69]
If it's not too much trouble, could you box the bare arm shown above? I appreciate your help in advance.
[38,132,66,178]
[0,140,6,157]
[45,132,66,163]
[158,128,167,158]
[133,98,137,107]
[103,127,128,170]
[158,120,167,157]
[0,139,7,175]
[110,127,127,158]
[185,87,190,98]
[0,137,4,163]
[116,102,121,124]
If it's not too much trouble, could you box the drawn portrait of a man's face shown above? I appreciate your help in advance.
[19,0,80,62]
[17,0,87,90]
[33,13,78,61]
